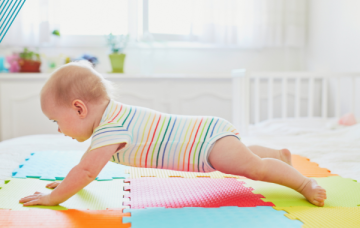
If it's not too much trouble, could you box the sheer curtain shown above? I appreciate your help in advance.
[190,0,307,48]
[1,0,128,47]
[2,0,53,47]
[2,0,307,48]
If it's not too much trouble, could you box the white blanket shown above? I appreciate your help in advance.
[243,119,360,181]
[0,119,359,181]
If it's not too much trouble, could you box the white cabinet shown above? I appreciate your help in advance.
[0,74,232,141]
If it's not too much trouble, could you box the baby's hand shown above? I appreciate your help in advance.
[19,192,58,206]
[46,181,61,189]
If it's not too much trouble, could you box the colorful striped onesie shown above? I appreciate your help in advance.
[90,99,240,173]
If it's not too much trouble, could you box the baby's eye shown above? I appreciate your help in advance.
[53,120,57,123]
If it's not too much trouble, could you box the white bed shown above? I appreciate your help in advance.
[1,118,359,182]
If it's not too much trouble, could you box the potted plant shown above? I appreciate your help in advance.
[106,33,129,73]
[18,48,41,73]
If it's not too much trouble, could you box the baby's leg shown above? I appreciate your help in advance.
[209,136,327,206]
[248,145,292,166]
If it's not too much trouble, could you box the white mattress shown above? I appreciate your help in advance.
[0,118,359,181]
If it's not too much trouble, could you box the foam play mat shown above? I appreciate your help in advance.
[127,154,337,179]
[123,206,303,228]
[275,207,360,228]
[243,176,360,207]
[0,178,128,210]
[292,155,338,177]
[126,167,244,179]
[0,209,131,228]
[2,150,360,227]
[123,178,274,208]
[12,151,129,181]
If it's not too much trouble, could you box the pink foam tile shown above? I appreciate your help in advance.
[123,178,274,209]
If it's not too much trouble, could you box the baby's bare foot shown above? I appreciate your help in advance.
[299,178,327,207]
[279,148,292,166]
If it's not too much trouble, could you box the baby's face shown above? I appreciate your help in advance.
[41,94,92,142]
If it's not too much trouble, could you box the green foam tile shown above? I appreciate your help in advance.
[0,178,128,210]
[242,176,360,207]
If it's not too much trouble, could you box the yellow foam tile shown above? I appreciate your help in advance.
[0,178,128,210]
[125,154,336,179]
[275,207,360,228]
[126,167,245,179]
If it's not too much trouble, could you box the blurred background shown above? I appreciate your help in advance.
[0,0,360,74]
[3,0,358,74]
[0,0,359,141]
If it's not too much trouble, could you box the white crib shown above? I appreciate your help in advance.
[232,69,360,136]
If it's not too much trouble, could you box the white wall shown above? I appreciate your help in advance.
[307,0,360,117]
[307,0,360,72]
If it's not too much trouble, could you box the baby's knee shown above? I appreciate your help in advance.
[243,163,266,181]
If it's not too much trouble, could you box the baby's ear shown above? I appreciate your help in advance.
[72,99,88,118]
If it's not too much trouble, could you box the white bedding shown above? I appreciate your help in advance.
[0,119,359,181]
[243,118,360,181]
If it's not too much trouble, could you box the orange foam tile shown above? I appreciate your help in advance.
[292,154,338,177]
[0,209,131,228]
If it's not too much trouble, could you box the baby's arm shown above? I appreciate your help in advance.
[80,146,92,161]
[46,146,92,189]
[19,143,126,206]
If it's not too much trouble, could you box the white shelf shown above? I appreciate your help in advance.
[0,73,232,80]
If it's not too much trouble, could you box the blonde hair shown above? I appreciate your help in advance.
[42,60,114,106]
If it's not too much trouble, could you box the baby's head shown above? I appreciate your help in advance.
[41,61,113,142]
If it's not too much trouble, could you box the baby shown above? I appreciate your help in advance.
[20,61,327,207]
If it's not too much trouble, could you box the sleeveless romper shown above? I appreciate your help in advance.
[90,99,240,173]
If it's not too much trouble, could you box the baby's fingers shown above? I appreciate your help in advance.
[46,182,60,189]
[19,195,37,203]
[23,199,41,206]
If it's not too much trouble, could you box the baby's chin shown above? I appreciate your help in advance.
[76,137,90,142]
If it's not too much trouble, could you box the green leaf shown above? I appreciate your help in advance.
[52,30,60,36]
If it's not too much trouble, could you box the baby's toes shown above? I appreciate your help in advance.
[318,190,327,198]
[316,195,325,202]
[311,199,322,207]
[320,192,327,199]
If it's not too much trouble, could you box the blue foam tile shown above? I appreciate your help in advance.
[12,151,129,181]
[123,206,303,228]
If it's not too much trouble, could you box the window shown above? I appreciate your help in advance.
[51,0,128,36]
[4,0,305,48]
[144,0,196,41]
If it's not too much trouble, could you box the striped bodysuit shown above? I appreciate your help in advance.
[89,99,240,173]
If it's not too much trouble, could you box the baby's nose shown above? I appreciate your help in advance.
[58,127,62,133]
